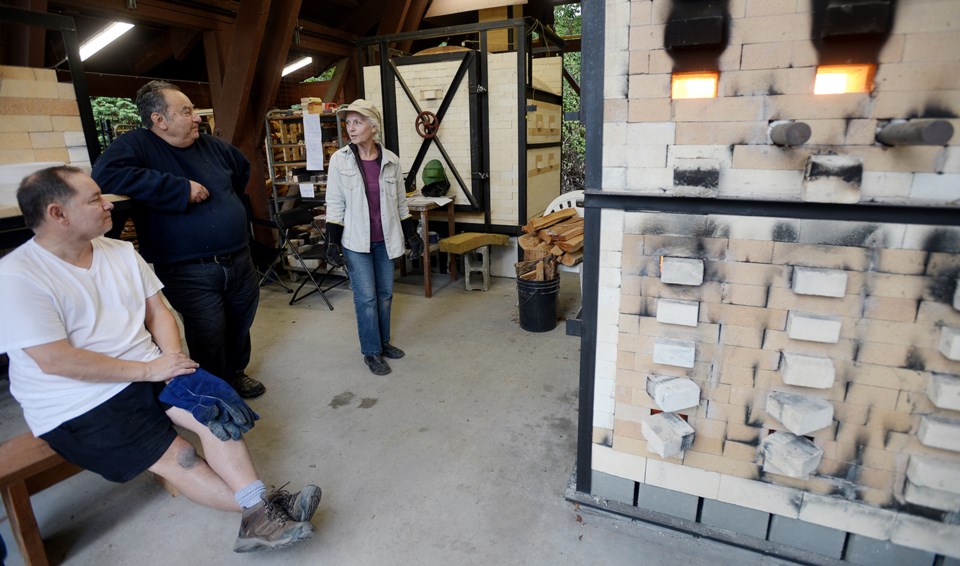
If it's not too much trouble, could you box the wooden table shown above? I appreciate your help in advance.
[406,197,457,298]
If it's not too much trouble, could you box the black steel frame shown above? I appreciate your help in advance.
[356,18,565,234]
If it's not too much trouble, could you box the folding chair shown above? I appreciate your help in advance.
[274,207,348,308]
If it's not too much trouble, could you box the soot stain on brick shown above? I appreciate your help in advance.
[644,220,667,236]
[908,104,958,119]
[927,268,960,304]
[922,228,960,254]
[851,339,861,362]
[697,219,729,239]
[329,391,355,408]
[807,159,863,185]
[767,85,781,96]
[825,224,881,247]
[359,398,378,409]
[674,168,720,189]
[772,222,798,242]
[904,347,926,371]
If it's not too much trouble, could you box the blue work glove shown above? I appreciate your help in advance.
[160,368,260,441]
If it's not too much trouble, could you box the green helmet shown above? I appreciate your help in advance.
[422,159,448,186]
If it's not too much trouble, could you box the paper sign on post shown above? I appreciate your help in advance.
[299,183,315,198]
[303,113,324,171]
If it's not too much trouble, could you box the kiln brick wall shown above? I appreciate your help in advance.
[0,65,88,168]
[593,0,960,559]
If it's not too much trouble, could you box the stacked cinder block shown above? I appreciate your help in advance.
[0,65,87,168]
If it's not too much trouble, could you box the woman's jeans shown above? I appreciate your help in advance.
[343,242,394,356]
[153,248,260,380]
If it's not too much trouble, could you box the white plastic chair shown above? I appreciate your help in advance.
[543,190,584,287]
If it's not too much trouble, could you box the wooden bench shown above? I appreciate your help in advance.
[0,433,83,566]
[0,433,180,565]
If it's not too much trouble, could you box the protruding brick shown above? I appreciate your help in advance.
[646,375,701,412]
[939,327,960,361]
[907,456,960,495]
[918,415,960,452]
[660,257,704,286]
[903,481,960,513]
[781,352,836,389]
[656,298,700,327]
[767,392,834,435]
[642,412,695,458]
[653,338,696,368]
[762,431,823,479]
[786,311,842,343]
[927,373,960,411]
[792,267,848,298]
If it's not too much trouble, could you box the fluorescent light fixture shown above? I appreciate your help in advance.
[282,56,312,77]
[79,22,134,61]
[671,72,719,99]
[814,64,874,95]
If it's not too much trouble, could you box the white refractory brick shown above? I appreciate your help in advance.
[792,267,848,298]
[903,481,960,513]
[786,311,842,344]
[918,415,960,452]
[653,338,696,369]
[660,257,704,286]
[928,373,960,411]
[801,154,863,204]
[656,298,700,327]
[907,456,960,495]
[762,431,824,479]
[939,327,960,361]
[766,392,835,436]
[781,352,836,389]
[646,375,701,412]
[642,412,696,458]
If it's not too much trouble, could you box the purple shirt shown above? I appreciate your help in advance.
[362,158,384,243]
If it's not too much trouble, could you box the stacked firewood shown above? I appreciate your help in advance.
[515,208,584,281]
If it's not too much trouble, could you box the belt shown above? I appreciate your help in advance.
[157,249,244,267]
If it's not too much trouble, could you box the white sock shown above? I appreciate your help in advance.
[235,480,266,509]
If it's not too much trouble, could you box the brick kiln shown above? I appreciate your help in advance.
[572,1,960,563]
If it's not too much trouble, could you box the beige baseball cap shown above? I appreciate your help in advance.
[336,99,382,131]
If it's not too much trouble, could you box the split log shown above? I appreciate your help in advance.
[557,234,583,253]
[522,208,577,234]
[560,250,583,266]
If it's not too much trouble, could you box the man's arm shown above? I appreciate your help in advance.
[23,339,197,384]
[91,133,192,212]
[145,292,184,355]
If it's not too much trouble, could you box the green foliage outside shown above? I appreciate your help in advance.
[91,97,140,149]
[303,66,336,83]
[554,4,584,193]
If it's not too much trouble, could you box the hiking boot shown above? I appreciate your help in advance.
[364,354,391,375]
[380,343,405,359]
[232,371,266,399]
[233,495,312,553]
[271,484,322,523]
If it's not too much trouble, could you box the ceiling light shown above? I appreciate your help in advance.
[282,56,312,77]
[79,22,134,61]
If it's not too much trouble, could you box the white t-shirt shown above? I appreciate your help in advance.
[0,237,164,435]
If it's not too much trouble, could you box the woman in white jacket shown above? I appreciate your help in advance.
[324,99,423,375]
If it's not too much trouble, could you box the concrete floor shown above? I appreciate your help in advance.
[0,270,794,565]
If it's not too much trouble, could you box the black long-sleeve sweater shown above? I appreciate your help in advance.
[92,128,251,264]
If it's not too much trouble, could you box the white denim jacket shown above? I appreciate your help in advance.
[325,144,412,259]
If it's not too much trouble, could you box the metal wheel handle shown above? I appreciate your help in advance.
[415,111,440,139]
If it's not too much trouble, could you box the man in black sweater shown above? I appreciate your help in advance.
[93,81,265,398]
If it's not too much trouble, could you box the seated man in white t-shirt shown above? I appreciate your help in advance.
[0,166,319,553]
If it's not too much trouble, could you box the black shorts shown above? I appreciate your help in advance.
[40,381,178,483]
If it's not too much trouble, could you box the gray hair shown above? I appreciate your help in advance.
[17,166,85,230]
[136,80,179,128]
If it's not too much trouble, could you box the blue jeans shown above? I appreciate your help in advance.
[153,248,260,380]
[343,242,394,356]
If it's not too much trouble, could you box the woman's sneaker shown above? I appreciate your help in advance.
[234,495,313,552]
[380,343,405,359]
[364,355,391,375]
